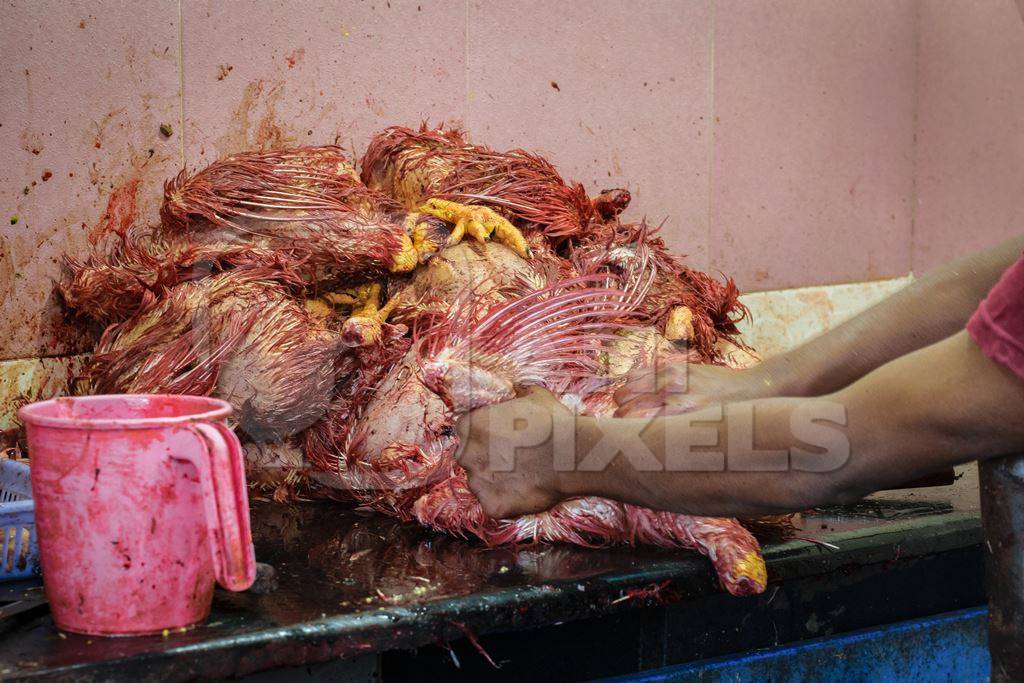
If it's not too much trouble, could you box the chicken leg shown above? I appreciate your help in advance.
[321,283,402,347]
[418,198,532,259]
[411,470,767,596]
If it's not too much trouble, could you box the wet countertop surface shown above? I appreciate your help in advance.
[0,471,983,680]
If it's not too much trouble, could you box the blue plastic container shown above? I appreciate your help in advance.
[0,459,38,580]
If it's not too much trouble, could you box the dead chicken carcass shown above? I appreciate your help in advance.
[62,145,530,328]
[361,124,630,243]
[62,126,771,596]
[304,241,767,596]
[82,268,345,442]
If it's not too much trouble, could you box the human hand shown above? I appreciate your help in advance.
[456,386,575,519]
[613,361,778,417]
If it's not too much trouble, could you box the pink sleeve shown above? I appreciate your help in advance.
[967,251,1024,382]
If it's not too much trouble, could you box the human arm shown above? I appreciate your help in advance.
[460,330,1024,519]
[615,235,1024,415]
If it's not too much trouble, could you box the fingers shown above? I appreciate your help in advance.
[613,362,687,405]
[467,473,553,520]
[518,384,562,406]
[456,393,561,520]
[459,426,530,520]
[613,390,708,417]
[632,362,687,394]
[454,407,490,475]
[614,392,668,417]
[466,474,516,519]
[457,419,513,520]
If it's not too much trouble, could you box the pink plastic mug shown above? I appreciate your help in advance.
[19,394,255,636]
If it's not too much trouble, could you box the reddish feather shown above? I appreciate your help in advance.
[62,127,783,598]
[360,124,611,241]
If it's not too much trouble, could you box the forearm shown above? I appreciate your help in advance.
[566,330,1024,517]
[567,399,845,517]
[759,235,1024,397]
[825,329,1024,494]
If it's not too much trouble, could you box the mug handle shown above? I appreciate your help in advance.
[184,422,256,591]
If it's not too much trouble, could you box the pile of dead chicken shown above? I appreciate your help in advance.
[60,125,769,595]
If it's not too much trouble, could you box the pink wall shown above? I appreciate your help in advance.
[915,0,1024,273]
[1,0,1021,362]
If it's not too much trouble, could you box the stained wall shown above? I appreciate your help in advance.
[0,0,1020,378]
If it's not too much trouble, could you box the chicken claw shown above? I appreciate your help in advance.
[418,198,532,259]
[338,283,400,347]
[390,212,454,271]
[304,298,335,319]
[389,233,419,273]
[405,212,443,264]
[305,284,399,346]
[732,549,768,592]
[305,290,357,321]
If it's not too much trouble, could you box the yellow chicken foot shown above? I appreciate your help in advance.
[389,212,452,272]
[305,285,398,347]
[418,198,532,259]
[406,212,444,264]
[733,549,768,591]
[340,282,401,347]
[323,292,360,306]
[304,291,359,320]
[304,298,334,319]
[389,233,419,273]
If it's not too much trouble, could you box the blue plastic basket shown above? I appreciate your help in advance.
[1,459,38,581]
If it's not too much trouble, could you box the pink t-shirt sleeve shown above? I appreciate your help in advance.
[967,251,1024,382]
